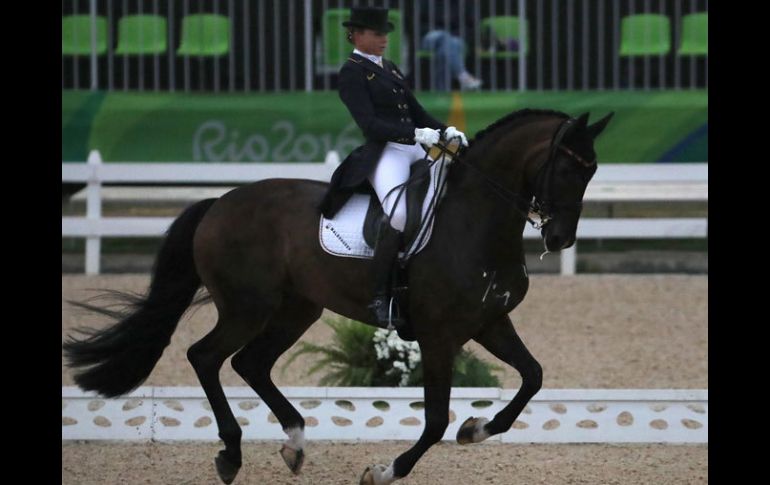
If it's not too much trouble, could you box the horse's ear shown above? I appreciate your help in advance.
[586,112,614,139]
[575,112,590,129]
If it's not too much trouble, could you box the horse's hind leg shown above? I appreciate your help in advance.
[187,300,278,484]
[231,294,322,475]
[457,315,542,444]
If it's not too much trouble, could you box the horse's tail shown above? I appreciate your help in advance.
[63,198,217,398]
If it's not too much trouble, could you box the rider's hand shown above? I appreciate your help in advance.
[444,126,469,146]
[414,127,441,146]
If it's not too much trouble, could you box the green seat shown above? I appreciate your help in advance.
[479,16,529,59]
[115,15,167,55]
[619,14,671,56]
[176,14,230,56]
[320,9,404,71]
[62,15,107,55]
[385,10,403,66]
[677,12,707,56]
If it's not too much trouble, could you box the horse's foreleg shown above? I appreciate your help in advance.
[231,296,322,476]
[359,339,456,485]
[457,315,542,444]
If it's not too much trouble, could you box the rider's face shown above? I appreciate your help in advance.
[353,29,388,57]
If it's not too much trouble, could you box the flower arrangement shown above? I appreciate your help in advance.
[373,328,421,386]
[283,316,502,388]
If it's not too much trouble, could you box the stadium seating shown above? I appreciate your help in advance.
[619,14,671,56]
[176,14,230,56]
[115,15,167,55]
[479,16,529,59]
[62,15,107,55]
[677,12,707,56]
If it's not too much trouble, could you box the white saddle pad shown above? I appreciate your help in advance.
[319,158,450,260]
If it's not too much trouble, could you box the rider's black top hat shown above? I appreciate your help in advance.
[342,7,394,33]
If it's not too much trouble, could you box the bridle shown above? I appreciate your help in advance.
[438,117,596,230]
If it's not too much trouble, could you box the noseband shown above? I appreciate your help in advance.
[443,117,596,229]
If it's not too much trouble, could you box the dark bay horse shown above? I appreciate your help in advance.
[64,109,613,485]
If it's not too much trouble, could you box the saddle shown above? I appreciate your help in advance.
[319,156,449,262]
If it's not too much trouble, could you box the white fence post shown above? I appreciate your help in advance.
[324,149,341,167]
[85,150,102,275]
[561,243,577,275]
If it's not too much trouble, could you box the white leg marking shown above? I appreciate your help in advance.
[284,426,305,450]
[371,462,397,484]
[473,417,491,443]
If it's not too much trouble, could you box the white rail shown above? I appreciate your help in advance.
[62,150,707,275]
[61,386,707,444]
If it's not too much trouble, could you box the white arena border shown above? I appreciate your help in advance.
[62,387,707,444]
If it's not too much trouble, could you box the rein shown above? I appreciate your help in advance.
[450,118,593,230]
[378,118,594,263]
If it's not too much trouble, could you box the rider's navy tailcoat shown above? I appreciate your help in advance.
[319,52,447,218]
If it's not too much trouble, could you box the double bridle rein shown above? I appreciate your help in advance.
[437,117,596,230]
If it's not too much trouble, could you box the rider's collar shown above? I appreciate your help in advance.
[353,49,383,66]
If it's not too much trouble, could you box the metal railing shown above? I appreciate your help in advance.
[61,0,708,92]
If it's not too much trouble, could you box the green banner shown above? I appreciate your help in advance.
[62,90,707,163]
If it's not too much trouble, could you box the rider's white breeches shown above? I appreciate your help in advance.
[368,141,432,232]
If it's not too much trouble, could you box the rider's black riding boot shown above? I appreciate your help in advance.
[368,221,406,329]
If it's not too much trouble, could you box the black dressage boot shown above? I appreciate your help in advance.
[368,221,406,329]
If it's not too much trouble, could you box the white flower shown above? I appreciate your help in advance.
[374,342,390,360]
[407,350,421,369]
[371,330,424,385]
[399,373,409,386]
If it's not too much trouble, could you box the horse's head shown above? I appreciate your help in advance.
[530,112,614,252]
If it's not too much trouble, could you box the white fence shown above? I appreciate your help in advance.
[61,386,707,443]
[62,150,708,275]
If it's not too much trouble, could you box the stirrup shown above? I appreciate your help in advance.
[369,295,404,329]
[386,296,397,330]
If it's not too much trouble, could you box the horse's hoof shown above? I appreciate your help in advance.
[359,466,376,485]
[280,444,305,475]
[359,464,392,485]
[456,416,490,445]
[214,450,241,484]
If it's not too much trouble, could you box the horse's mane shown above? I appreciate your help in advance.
[468,108,571,147]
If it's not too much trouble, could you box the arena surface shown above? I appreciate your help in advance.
[62,274,707,484]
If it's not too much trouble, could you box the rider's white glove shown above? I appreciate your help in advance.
[444,126,469,146]
[414,127,441,146]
